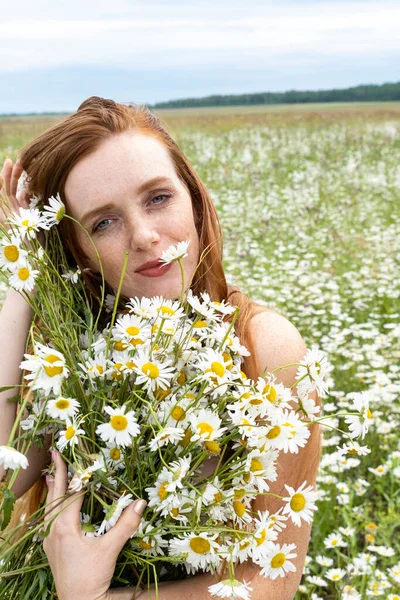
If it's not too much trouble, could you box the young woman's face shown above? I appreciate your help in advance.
[64,132,200,300]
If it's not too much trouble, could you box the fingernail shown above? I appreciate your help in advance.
[134,499,147,516]
[45,475,54,485]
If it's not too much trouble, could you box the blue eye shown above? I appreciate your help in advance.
[94,218,112,232]
[151,194,170,206]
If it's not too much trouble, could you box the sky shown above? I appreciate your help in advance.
[1,0,399,114]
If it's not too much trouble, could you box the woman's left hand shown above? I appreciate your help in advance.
[44,451,146,600]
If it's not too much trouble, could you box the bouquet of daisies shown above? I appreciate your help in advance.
[0,192,369,600]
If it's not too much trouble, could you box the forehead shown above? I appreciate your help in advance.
[64,131,177,207]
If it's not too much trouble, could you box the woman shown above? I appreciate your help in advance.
[0,97,322,600]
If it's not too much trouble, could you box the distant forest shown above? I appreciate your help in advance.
[151,81,400,109]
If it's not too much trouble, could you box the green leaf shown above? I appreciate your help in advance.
[1,486,16,529]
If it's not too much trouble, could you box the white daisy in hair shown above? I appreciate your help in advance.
[56,418,85,451]
[46,396,80,420]
[0,234,27,270]
[133,350,175,393]
[133,520,169,556]
[9,261,39,293]
[42,193,66,227]
[168,531,220,572]
[96,404,140,447]
[8,207,46,239]
[281,481,318,527]
[96,492,134,536]
[189,408,227,443]
[255,542,297,580]
[208,578,253,600]
[20,342,69,396]
[159,239,190,264]
[0,445,29,470]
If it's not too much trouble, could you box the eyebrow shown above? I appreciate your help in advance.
[79,176,175,224]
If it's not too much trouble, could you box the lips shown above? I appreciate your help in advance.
[135,258,164,273]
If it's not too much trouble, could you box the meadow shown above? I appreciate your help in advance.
[1,102,399,599]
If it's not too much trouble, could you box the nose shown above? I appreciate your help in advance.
[126,211,161,252]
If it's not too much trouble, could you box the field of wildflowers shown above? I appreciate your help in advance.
[1,103,399,599]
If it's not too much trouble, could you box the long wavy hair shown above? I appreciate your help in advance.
[8,97,320,586]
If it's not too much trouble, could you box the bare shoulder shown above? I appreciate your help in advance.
[248,307,307,388]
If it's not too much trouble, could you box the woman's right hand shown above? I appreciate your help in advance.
[0,158,31,228]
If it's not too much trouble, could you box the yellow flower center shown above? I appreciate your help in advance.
[263,384,277,402]
[21,219,30,227]
[233,501,246,517]
[250,458,263,472]
[177,371,186,385]
[234,488,246,500]
[250,397,263,405]
[110,448,121,460]
[158,481,169,500]
[18,267,30,281]
[55,399,70,410]
[65,425,75,440]
[204,440,220,454]
[138,539,153,549]
[271,553,286,569]
[56,205,65,221]
[141,362,159,379]
[125,361,137,370]
[193,320,207,329]
[222,352,233,369]
[110,415,128,430]
[214,491,223,503]
[95,365,104,375]
[171,507,179,517]
[114,340,128,351]
[129,338,144,347]
[126,325,140,336]
[44,354,64,377]
[290,493,306,512]
[189,537,211,554]
[211,361,225,377]
[331,539,338,546]
[4,245,19,262]
[243,473,251,484]
[240,370,248,379]
[159,305,174,316]
[267,425,281,439]
[179,429,192,447]
[255,528,267,546]
[154,386,171,401]
[171,406,186,421]
[197,422,213,438]
[367,409,372,419]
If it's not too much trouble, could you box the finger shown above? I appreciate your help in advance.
[44,474,56,529]
[10,161,23,200]
[102,499,147,553]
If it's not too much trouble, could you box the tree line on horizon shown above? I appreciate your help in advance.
[151,81,400,109]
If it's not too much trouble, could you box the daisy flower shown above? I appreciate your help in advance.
[0,235,27,270]
[102,442,125,470]
[68,457,105,492]
[61,266,81,284]
[57,419,85,451]
[281,481,318,527]
[133,350,175,393]
[148,426,185,451]
[9,261,39,293]
[208,578,253,600]
[256,542,297,579]
[112,313,151,346]
[168,531,220,571]
[46,396,80,420]
[127,296,158,319]
[189,409,227,442]
[323,532,347,549]
[160,240,190,264]
[96,404,140,447]
[325,568,346,581]
[20,343,69,395]
[186,288,218,319]
[133,520,169,556]
[96,493,134,536]
[79,352,108,383]
[345,391,373,439]
[8,207,46,240]
[42,193,66,226]
[296,348,329,397]
[0,445,29,470]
